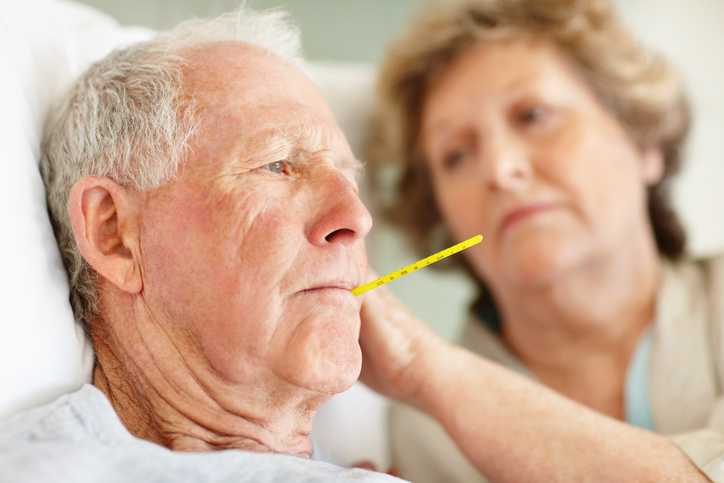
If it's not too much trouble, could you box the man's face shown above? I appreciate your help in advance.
[137,43,372,395]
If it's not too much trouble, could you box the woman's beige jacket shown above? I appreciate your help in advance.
[390,256,724,482]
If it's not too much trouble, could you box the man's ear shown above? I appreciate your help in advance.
[67,176,143,294]
[641,146,664,186]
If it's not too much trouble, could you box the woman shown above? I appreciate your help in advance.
[368,0,724,481]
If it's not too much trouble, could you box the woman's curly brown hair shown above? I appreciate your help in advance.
[368,0,690,276]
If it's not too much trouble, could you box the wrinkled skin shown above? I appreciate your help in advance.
[72,42,371,456]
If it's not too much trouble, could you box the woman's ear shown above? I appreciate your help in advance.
[641,146,664,186]
[67,176,143,294]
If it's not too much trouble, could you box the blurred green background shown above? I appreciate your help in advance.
[76,0,424,62]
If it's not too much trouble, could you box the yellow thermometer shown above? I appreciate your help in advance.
[352,234,484,296]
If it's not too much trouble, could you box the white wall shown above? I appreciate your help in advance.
[618,0,724,256]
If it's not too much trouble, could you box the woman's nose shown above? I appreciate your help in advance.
[482,136,532,193]
[307,168,373,247]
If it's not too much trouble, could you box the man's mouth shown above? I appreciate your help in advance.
[296,277,360,302]
[298,286,358,306]
[302,280,357,292]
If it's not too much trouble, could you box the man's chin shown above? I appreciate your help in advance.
[276,313,363,394]
[277,343,363,395]
[304,347,362,395]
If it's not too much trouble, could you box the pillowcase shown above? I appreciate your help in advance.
[0,0,152,420]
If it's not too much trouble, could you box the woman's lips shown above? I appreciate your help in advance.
[499,202,560,235]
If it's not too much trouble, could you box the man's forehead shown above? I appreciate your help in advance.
[180,43,348,144]
[182,42,285,83]
[192,98,346,156]
[181,43,338,140]
[181,42,317,108]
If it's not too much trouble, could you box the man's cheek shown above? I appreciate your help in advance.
[234,201,303,275]
[193,300,282,383]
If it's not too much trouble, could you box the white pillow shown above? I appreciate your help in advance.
[0,0,152,420]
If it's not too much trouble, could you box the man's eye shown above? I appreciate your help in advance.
[262,160,294,175]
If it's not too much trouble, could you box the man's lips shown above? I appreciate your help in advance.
[301,286,353,294]
[298,284,358,305]
[499,202,560,235]
[301,280,357,292]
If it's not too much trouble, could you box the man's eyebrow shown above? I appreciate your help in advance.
[241,123,321,156]
[291,122,365,177]
[227,122,364,179]
[337,155,364,181]
[249,127,295,150]
[228,128,294,169]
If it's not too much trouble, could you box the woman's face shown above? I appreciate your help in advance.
[421,40,663,292]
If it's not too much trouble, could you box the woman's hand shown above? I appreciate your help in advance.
[357,271,709,483]
[357,271,449,405]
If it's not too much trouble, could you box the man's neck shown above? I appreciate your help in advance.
[90,305,325,457]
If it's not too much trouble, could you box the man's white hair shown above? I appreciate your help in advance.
[41,6,303,326]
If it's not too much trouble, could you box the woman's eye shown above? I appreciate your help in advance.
[262,160,294,175]
[516,105,549,126]
[442,149,468,172]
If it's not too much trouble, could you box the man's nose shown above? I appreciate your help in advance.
[482,133,532,193]
[307,169,373,247]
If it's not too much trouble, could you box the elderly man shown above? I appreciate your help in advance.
[1,6,713,483]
